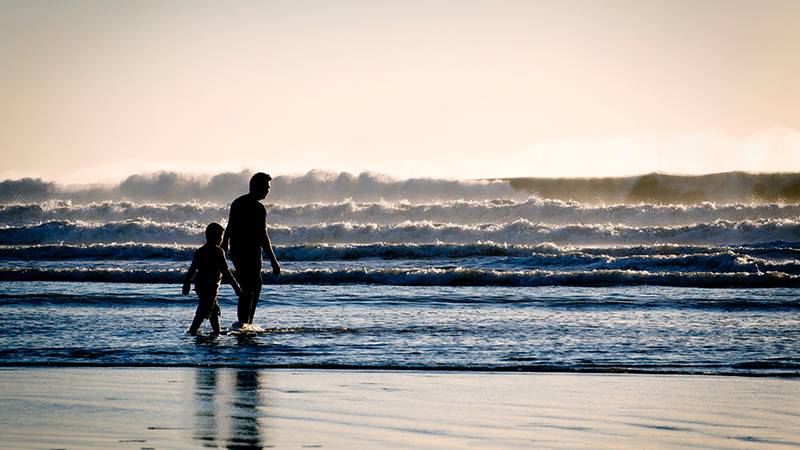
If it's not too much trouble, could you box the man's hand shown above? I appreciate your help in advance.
[272,263,281,276]
[182,283,191,295]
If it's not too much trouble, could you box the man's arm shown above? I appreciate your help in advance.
[262,227,281,276]
[221,202,235,252]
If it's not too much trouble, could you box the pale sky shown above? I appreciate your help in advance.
[2,0,800,183]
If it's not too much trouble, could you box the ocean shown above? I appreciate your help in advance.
[1,172,798,375]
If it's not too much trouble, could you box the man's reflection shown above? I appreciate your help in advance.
[228,369,264,449]
[192,368,265,450]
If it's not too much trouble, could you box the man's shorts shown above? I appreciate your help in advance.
[231,256,263,288]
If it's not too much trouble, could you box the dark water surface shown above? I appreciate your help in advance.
[1,282,798,375]
[1,196,799,376]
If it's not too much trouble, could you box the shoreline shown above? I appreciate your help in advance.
[2,367,799,449]
[2,362,798,377]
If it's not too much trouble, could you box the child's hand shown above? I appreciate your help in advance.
[182,283,191,295]
[272,263,281,276]
[233,284,242,297]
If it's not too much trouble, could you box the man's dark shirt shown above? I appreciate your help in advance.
[226,193,267,264]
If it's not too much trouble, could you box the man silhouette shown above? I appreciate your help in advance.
[222,172,281,326]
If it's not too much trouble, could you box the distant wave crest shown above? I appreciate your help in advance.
[2,170,800,203]
[0,171,517,203]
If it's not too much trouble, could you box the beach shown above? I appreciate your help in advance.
[4,0,800,446]
[1,368,799,449]
[1,174,799,448]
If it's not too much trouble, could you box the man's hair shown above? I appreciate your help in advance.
[205,222,224,242]
[249,172,272,192]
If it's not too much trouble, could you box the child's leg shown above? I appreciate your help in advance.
[209,315,221,334]
[209,301,221,333]
[188,311,205,335]
[189,292,214,334]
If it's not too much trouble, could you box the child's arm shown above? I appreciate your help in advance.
[183,256,197,295]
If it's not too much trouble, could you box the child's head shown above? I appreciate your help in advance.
[205,222,224,246]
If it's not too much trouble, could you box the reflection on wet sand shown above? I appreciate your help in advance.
[193,369,265,449]
[193,369,219,446]
[2,368,799,449]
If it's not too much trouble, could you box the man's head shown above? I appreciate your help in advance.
[205,222,225,246]
[249,172,272,200]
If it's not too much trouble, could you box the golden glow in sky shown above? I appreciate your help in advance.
[2,0,800,182]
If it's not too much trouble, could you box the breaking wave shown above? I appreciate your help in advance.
[1,242,798,274]
[2,218,799,246]
[2,199,799,227]
[0,220,203,245]
[1,266,798,288]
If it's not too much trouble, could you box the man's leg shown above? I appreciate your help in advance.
[236,281,253,325]
[246,279,262,324]
[234,264,261,325]
[233,258,247,324]
[234,258,262,325]
[236,270,262,324]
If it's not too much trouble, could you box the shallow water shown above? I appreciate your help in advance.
[1,197,799,375]
[1,282,798,375]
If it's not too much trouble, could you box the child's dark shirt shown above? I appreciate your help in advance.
[188,243,234,294]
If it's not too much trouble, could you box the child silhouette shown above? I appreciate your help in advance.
[183,222,242,334]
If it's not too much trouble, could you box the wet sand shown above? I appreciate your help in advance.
[0,368,798,449]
